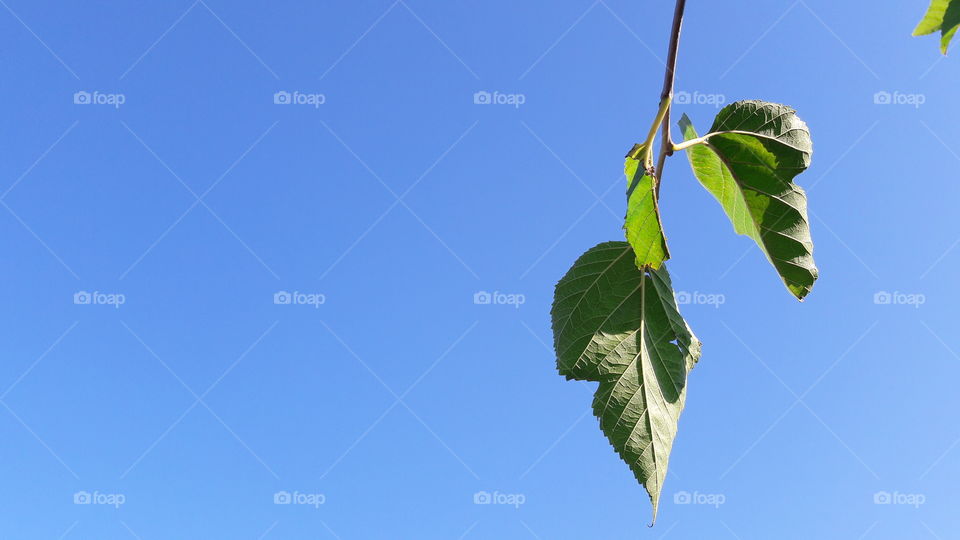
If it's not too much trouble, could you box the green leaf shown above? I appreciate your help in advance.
[552,241,701,523]
[915,0,950,34]
[914,0,960,53]
[942,2,960,53]
[624,154,670,269]
[678,100,819,300]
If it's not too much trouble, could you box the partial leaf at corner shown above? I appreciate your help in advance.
[914,0,960,53]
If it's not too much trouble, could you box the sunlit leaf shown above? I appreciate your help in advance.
[624,155,669,269]
[914,0,960,53]
[678,100,818,300]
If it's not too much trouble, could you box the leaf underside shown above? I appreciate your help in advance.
[551,241,701,523]
[624,156,670,269]
[679,100,819,300]
[914,0,960,54]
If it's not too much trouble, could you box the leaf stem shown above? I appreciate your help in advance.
[628,98,673,167]
[671,135,708,152]
[654,0,687,196]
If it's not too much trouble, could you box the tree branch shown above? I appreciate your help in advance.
[655,0,687,197]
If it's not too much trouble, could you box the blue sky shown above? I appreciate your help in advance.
[0,1,957,538]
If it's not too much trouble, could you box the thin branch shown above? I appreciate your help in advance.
[655,0,687,196]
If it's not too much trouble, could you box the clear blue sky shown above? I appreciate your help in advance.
[0,1,957,538]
